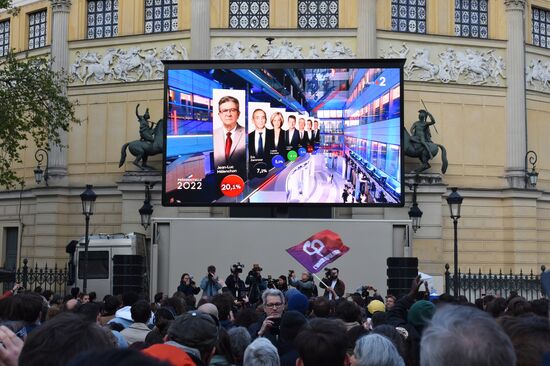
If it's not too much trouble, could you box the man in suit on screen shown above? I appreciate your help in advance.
[313,120,321,144]
[297,117,309,148]
[286,114,300,150]
[213,95,246,176]
[248,108,274,162]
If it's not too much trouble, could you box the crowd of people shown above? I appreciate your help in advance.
[0,264,548,366]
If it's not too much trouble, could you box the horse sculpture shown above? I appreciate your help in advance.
[81,49,116,85]
[403,128,448,174]
[405,48,439,80]
[119,117,164,170]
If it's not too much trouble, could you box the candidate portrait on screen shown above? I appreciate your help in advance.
[269,111,287,158]
[248,108,274,161]
[286,114,299,150]
[213,95,246,175]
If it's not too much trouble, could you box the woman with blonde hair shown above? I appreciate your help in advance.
[270,112,287,159]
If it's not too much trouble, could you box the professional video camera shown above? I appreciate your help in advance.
[359,285,377,299]
[319,267,335,289]
[252,264,263,273]
[247,264,263,285]
[231,262,244,275]
[267,275,277,289]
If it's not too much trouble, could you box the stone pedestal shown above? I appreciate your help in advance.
[404,173,447,274]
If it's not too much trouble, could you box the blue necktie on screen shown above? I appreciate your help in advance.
[258,132,263,157]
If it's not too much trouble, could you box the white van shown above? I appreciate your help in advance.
[66,233,148,299]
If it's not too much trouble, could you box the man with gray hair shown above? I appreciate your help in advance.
[351,333,404,366]
[420,305,516,366]
[243,337,280,366]
[248,289,285,345]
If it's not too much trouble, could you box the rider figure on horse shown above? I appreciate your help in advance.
[136,104,155,143]
[409,109,436,159]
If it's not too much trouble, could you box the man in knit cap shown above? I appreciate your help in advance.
[143,310,219,366]
[278,311,308,366]
[287,291,309,316]
[367,299,386,316]
[407,300,435,329]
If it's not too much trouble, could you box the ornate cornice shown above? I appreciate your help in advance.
[504,0,525,11]
[50,0,71,12]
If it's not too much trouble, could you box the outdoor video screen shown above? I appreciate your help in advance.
[162,59,404,207]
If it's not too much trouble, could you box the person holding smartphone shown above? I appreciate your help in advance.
[248,289,285,345]
[177,273,200,297]
[199,265,224,299]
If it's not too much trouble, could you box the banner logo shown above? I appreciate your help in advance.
[302,239,325,256]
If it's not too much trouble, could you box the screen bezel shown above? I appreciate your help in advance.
[162,58,405,208]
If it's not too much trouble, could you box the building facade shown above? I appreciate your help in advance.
[0,0,549,278]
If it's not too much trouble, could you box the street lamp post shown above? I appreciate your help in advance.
[525,150,538,188]
[407,183,423,233]
[80,185,97,294]
[446,187,463,298]
[34,148,49,185]
[139,182,154,230]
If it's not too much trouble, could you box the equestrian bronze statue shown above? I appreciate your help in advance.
[403,108,448,174]
[119,104,164,170]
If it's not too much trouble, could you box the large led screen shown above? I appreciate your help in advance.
[162,59,405,206]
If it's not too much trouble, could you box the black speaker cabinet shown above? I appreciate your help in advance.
[386,257,418,298]
[112,255,145,296]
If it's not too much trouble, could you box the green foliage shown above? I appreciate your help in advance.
[0,1,11,10]
[0,52,79,189]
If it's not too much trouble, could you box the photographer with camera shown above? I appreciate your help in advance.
[267,275,288,293]
[177,273,200,296]
[225,263,247,300]
[199,265,224,298]
[288,270,318,298]
[356,284,384,304]
[245,264,267,305]
[277,275,288,293]
[320,267,345,300]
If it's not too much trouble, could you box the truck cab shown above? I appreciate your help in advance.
[66,233,148,299]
